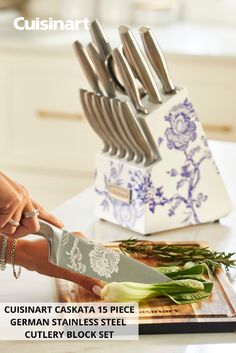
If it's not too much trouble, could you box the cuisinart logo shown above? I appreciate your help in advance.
[13,17,89,31]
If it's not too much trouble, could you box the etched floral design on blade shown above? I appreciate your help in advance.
[65,238,86,273]
[89,244,120,279]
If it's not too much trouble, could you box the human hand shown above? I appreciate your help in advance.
[6,235,103,296]
[0,171,63,237]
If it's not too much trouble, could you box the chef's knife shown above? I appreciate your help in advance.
[112,47,148,114]
[87,91,117,156]
[139,26,176,94]
[119,25,162,105]
[73,41,102,95]
[35,219,171,284]
[89,19,111,60]
[99,95,126,159]
[86,42,116,98]
[80,89,109,153]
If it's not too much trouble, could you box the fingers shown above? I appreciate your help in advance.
[72,231,87,239]
[32,200,64,228]
[52,265,104,293]
[11,201,40,238]
[0,207,22,235]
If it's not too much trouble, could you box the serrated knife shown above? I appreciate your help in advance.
[35,220,171,284]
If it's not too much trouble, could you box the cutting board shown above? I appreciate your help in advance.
[55,241,236,334]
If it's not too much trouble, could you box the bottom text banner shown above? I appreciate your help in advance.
[0,303,139,340]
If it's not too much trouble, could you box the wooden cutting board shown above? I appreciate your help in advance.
[55,241,236,334]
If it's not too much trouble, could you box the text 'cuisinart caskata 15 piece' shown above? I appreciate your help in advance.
[74,19,232,235]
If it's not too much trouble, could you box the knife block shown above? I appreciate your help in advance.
[94,88,232,235]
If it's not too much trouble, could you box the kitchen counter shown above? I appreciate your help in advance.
[0,140,236,352]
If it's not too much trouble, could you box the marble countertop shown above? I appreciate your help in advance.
[0,140,236,352]
[0,21,236,59]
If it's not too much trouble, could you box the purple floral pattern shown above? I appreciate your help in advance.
[95,98,215,228]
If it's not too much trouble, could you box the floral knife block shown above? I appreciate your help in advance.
[94,88,232,235]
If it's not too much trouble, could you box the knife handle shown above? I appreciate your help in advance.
[140,26,176,94]
[86,43,116,98]
[73,41,102,95]
[89,19,111,60]
[80,89,110,153]
[112,47,148,115]
[100,96,126,159]
[119,25,162,105]
[35,220,54,260]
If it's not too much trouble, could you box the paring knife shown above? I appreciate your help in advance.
[100,96,126,159]
[89,19,111,60]
[119,100,156,166]
[140,26,176,94]
[35,219,171,284]
[80,89,109,153]
[119,25,162,105]
[112,47,148,115]
[86,42,116,98]
[87,91,117,156]
[73,41,102,95]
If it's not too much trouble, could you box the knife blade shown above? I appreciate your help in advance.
[139,26,176,94]
[87,91,117,156]
[112,47,148,114]
[80,89,109,153]
[86,42,116,98]
[119,25,162,105]
[120,101,160,166]
[73,41,102,95]
[89,19,112,60]
[35,219,171,284]
[99,95,126,159]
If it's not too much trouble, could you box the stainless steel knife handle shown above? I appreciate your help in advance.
[110,98,135,162]
[73,41,102,95]
[92,93,118,156]
[35,220,61,264]
[119,25,162,105]
[87,91,117,156]
[139,26,176,94]
[120,101,158,166]
[99,95,126,159]
[112,47,148,115]
[89,19,111,60]
[86,42,116,98]
[80,89,109,153]
[116,99,144,164]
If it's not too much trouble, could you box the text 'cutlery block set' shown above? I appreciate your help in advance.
[74,20,232,234]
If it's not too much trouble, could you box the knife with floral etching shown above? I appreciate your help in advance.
[35,220,171,284]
